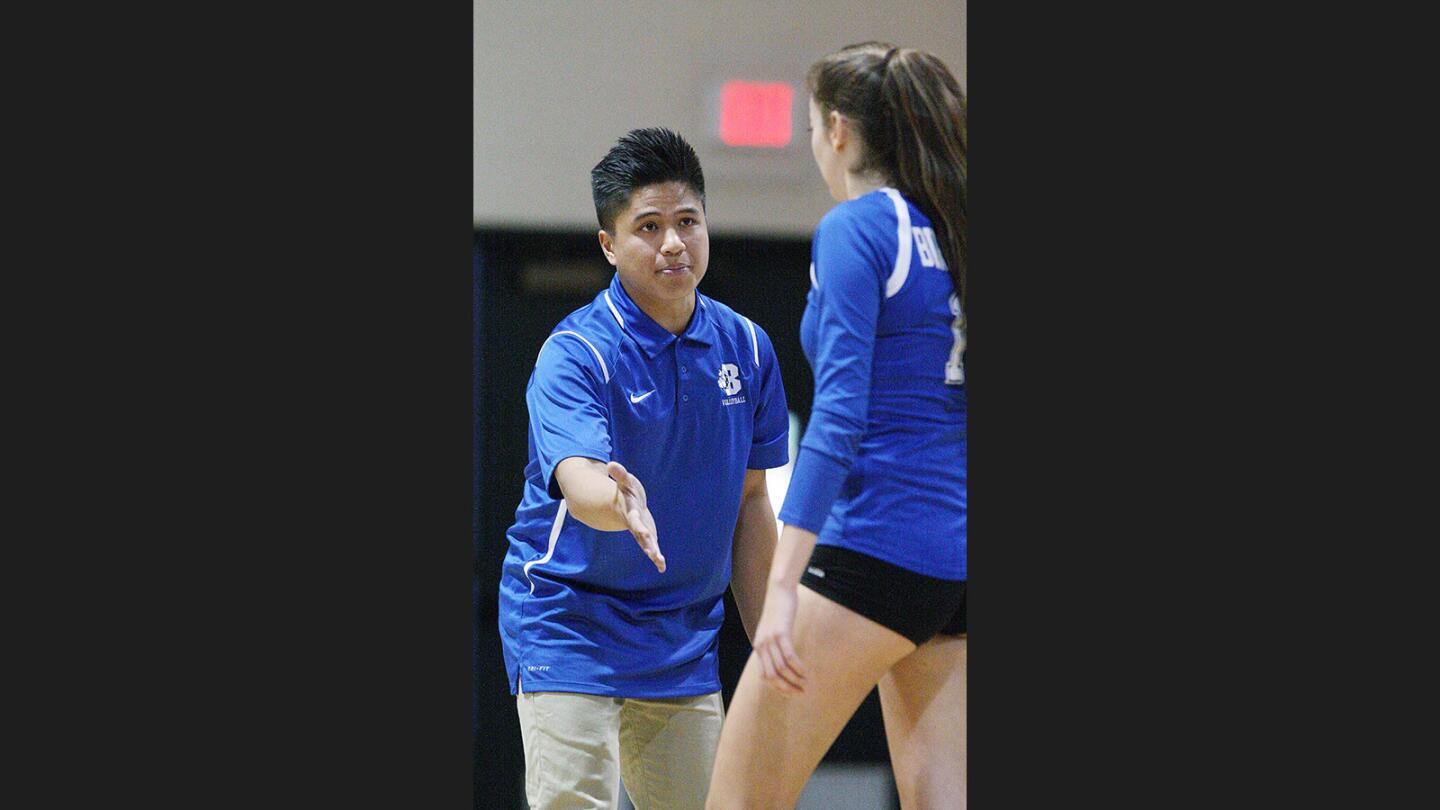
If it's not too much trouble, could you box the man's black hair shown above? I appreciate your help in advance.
[591,127,706,233]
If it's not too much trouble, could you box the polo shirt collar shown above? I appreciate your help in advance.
[605,274,716,358]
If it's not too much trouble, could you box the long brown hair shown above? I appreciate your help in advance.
[807,42,967,309]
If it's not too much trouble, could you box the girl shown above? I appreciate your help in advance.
[707,42,967,809]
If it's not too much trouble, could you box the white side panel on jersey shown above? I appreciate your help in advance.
[536,330,610,383]
[882,188,912,299]
[522,499,568,595]
[742,316,760,367]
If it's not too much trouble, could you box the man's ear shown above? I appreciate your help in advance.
[597,229,617,266]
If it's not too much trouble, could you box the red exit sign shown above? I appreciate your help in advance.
[719,81,793,148]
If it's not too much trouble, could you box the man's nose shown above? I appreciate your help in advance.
[661,228,685,256]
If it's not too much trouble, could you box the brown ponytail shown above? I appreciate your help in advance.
[808,43,967,310]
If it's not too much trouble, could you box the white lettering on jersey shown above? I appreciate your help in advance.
[913,226,949,270]
[717,363,742,396]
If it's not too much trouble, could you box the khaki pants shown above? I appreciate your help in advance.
[515,689,725,810]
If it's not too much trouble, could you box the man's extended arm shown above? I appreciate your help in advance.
[554,456,665,573]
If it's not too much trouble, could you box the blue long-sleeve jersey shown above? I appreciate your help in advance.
[778,188,967,580]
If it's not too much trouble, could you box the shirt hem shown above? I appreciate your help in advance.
[506,678,722,699]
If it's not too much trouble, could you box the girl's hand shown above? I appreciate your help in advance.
[751,582,808,693]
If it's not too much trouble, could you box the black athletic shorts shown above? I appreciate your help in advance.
[799,544,966,647]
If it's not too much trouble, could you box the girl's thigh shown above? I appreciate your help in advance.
[706,585,915,809]
[879,633,967,808]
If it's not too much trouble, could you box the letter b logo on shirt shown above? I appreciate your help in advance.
[717,363,742,395]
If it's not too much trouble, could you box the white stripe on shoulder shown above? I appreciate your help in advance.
[742,316,760,367]
[537,330,609,382]
[522,499,568,595]
[603,291,627,331]
[881,188,912,298]
[809,261,817,289]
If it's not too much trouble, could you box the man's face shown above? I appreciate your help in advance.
[599,181,709,309]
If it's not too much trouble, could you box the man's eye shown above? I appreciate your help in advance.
[680,218,696,226]
[640,222,657,232]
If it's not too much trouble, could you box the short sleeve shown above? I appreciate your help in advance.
[528,333,612,499]
[746,321,790,469]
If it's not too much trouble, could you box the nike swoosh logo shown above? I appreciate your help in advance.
[806,567,825,578]
[629,390,656,404]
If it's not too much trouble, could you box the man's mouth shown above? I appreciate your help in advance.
[659,264,690,275]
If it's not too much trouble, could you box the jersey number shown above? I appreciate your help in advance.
[946,293,965,386]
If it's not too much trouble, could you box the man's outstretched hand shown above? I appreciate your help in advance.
[607,461,665,573]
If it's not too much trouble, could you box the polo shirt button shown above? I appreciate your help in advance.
[682,395,689,402]
[680,366,687,373]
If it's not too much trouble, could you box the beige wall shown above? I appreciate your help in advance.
[474,0,965,237]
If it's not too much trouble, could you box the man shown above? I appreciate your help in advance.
[498,127,789,810]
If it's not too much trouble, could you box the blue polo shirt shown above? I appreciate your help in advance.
[499,273,790,698]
